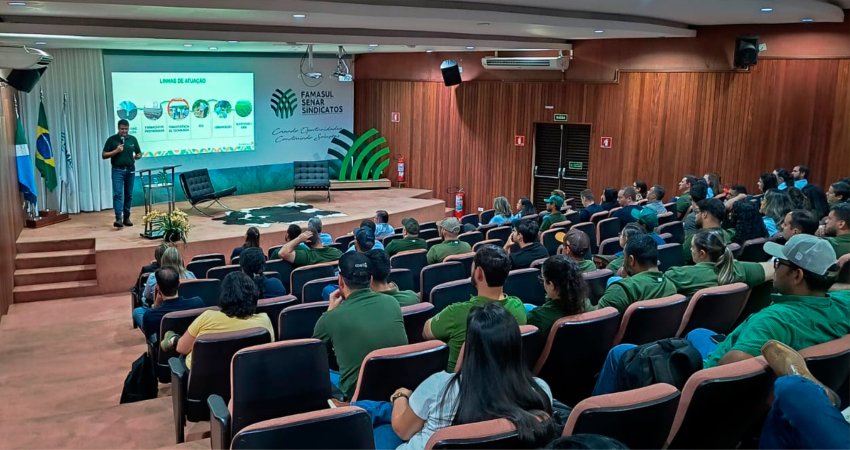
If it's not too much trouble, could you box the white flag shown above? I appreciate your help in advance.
[60,95,78,213]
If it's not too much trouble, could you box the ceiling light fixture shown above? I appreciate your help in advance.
[760,7,774,13]
[801,17,814,22]
[227,40,239,43]
[426,49,434,53]
[34,41,46,45]
[8,1,27,6]
[594,29,605,34]
[466,46,475,50]
[292,14,306,19]
[368,44,379,47]
[183,43,193,47]
[208,46,218,50]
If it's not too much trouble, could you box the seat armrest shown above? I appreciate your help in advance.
[169,357,188,443]
[208,394,232,450]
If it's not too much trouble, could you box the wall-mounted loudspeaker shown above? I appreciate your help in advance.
[440,59,462,86]
[734,36,759,69]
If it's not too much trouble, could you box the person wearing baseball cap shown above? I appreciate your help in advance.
[555,228,597,273]
[540,195,566,232]
[385,217,427,257]
[426,217,471,264]
[313,252,408,399]
[631,207,666,246]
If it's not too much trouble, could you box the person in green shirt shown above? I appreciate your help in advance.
[822,203,850,258]
[313,252,408,399]
[424,245,527,371]
[555,228,597,273]
[599,223,645,275]
[102,119,142,228]
[365,249,419,306]
[683,198,735,264]
[385,217,427,257]
[592,234,850,395]
[528,255,592,336]
[277,223,343,267]
[540,195,566,232]
[596,234,677,314]
[665,229,774,296]
[675,175,698,219]
[426,217,472,264]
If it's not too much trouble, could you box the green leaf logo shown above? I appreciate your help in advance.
[270,88,298,119]
[327,128,390,181]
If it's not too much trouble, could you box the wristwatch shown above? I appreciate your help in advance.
[390,391,409,403]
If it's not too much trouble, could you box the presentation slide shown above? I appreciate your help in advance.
[110,72,255,157]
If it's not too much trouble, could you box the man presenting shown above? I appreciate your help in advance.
[102,119,142,228]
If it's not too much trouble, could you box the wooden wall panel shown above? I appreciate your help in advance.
[355,59,850,212]
[0,87,24,320]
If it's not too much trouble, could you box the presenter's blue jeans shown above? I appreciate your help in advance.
[111,167,134,220]
[132,306,148,329]
[351,400,405,450]
[592,328,717,395]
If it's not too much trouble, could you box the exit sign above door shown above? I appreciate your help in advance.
[554,114,568,122]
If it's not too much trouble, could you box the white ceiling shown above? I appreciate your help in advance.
[0,0,845,53]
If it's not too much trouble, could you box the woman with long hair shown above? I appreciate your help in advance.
[239,247,286,298]
[489,196,514,226]
[704,173,721,198]
[142,246,196,303]
[730,201,768,245]
[347,303,555,450]
[512,197,537,220]
[664,229,770,296]
[633,180,648,201]
[758,173,778,193]
[761,190,794,237]
[231,226,260,263]
[528,255,590,334]
[605,222,645,274]
[786,187,811,211]
[828,181,850,205]
[802,184,831,220]
[600,187,619,210]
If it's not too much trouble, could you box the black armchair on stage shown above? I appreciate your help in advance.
[293,161,331,202]
[179,168,237,216]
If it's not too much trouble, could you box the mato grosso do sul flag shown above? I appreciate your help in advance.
[15,110,38,203]
[36,99,58,191]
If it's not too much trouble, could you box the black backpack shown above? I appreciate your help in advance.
[120,352,158,403]
[616,338,703,391]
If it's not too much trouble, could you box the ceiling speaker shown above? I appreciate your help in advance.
[440,59,462,87]
[734,36,759,69]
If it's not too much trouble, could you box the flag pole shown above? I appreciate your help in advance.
[59,93,66,214]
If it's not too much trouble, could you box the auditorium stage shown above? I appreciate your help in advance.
[15,188,446,301]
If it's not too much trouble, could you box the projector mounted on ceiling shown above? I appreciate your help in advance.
[481,49,572,71]
[333,45,353,82]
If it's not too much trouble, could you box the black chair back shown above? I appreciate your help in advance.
[401,303,435,344]
[598,237,622,256]
[231,407,374,450]
[265,259,294,293]
[335,234,355,249]
[352,341,449,401]
[421,261,467,303]
[207,264,241,281]
[739,238,769,262]
[583,269,614,306]
[419,228,440,240]
[192,253,225,263]
[479,209,496,224]
[657,221,684,244]
[485,226,512,245]
[571,222,597,253]
[291,263,337,301]
[390,250,428,292]
[278,302,329,340]
[186,259,224,281]
[503,268,545,306]
[255,296,299,339]
[460,213,479,228]
[388,268,415,292]
[431,279,475,314]
[156,306,215,382]
[540,228,564,256]
[596,217,621,245]
[457,231,484,248]
[178,279,222,307]
[302,276,339,303]
[658,243,685,271]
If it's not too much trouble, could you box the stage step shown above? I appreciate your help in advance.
[14,265,98,286]
[13,280,100,303]
[16,237,95,254]
[15,249,97,270]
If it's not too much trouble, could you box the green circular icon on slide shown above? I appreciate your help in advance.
[214,100,232,119]
[117,101,137,121]
[192,100,210,118]
[235,100,253,117]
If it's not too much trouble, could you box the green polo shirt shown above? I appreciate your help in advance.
[527,297,592,336]
[825,234,850,258]
[379,286,420,307]
[607,256,625,273]
[597,270,678,314]
[664,261,766,296]
[704,290,850,368]
[293,246,343,267]
[426,239,472,264]
[540,212,566,232]
[577,259,598,273]
[313,289,408,399]
[385,237,428,257]
[102,134,142,167]
[676,192,691,216]
[683,227,736,264]
[430,295,526,372]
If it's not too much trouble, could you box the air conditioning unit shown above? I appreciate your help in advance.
[481,50,571,71]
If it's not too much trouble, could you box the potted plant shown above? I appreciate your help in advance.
[143,210,191,243]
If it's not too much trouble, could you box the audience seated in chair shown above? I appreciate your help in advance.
[576,189,604,223]
[527,255,591,335]
[374,210,395,240]
[231,227,261,264]
[276,223,343,267]
[271,224,309,260]
[142,247,196,305]
[780,209,818,242]
[386,218,427,257]
[487,196,513,226]
[342,303,555,450]
[760,189,794,238]
[592,234,850,395]
[160,271,275,370]
[133,267,205,338]
[424,245,526,372]
[313,252,408,400]
[632,208,665,245]
[665,230,773,296]
[683,198,735,264]
[239,247,286,299]
[729,201,768,245]
[822,203,850,258]
[600,188,619,211]
[643,185,667,216]
[511,197,537,221]
[827,181,850,205]
[595,235,677,314]
[540,195,566,232]
[426,218,472,265]
[599,223,644,275]
[365,249,419,307]
[136,243,169,289]
[557,229,598,273]
[308,216,334,246]
[611,187,641,228]
[675,175,698,219]
[502,219,548,269]
[682,179,708,235]
[347,220,385,252]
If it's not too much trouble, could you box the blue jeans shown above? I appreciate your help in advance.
[592,328,717,395]
[111,167,134,221]
[351,400,405,450]
[132,306,147,329]
[760,375,850,449]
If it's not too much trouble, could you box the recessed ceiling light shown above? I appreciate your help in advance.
[760,7,774,12]
[227,40,239,43]
[292,14,306,19]
[208,46,218,50]
[801,17,814,22]
[183,43,193,47]
[594,29,605,34]
[466,46,475,50]
[368,44,378,47]
[425,49,434,53]
[8,1,27,6]
[34,41,46,46]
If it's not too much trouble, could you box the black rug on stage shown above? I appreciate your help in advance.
[212,202,346,226]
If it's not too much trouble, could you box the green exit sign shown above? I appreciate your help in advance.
[554,113,569,122]
[568,161,583,170]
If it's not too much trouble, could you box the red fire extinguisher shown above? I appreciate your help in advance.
[397,156,405,183]
[454,188,465,219]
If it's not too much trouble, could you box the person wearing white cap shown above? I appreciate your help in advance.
[426,217,471,264]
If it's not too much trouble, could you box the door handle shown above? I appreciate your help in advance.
[533,166,538,176]
[558,168,564,178]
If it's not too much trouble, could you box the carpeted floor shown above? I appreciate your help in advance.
[0,294,210,449]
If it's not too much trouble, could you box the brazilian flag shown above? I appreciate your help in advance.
[36,100,57,191]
